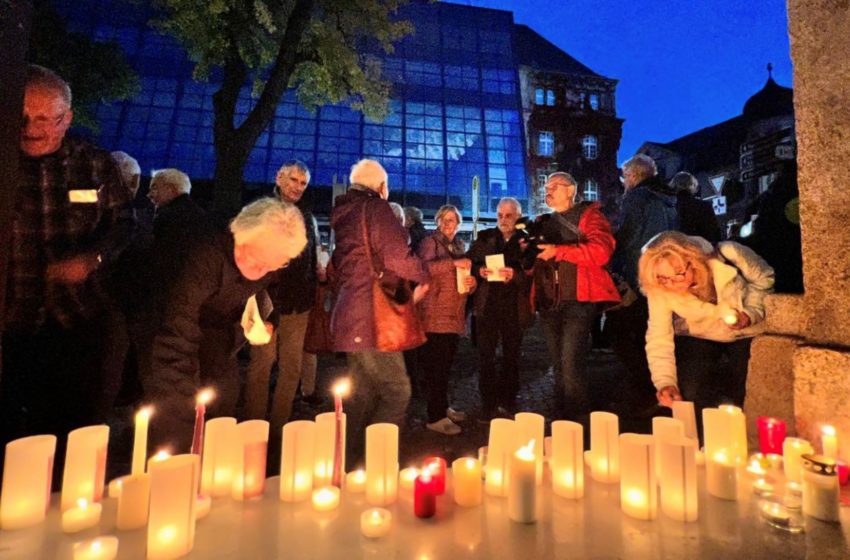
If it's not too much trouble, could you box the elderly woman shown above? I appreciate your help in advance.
[638,231,775,418]
[417,205,477,435]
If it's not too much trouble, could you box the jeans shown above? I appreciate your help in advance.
[477,311,523,416]
[420,333,460,423]
[540,301,597,420]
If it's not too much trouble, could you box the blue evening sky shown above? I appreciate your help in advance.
[463,0,794,162]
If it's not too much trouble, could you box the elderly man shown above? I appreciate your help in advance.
[533,172,619,422]
[1,65,134,453]
[331,159,430,466]
[147,198,306,450]
[467,197,532,421]
[605,154,678,416]
[245,161,321,445]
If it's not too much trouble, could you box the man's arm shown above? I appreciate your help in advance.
[550,208,616,266]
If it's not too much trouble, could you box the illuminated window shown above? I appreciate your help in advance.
[582,135,598,160]
[583,179,599,201]
[538,131,554,157]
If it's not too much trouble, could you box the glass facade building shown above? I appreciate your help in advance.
[58,1,532,216]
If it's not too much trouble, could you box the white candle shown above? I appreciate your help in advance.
[365,423,398,506]
[821,425,838,459]
[332,379,351,488]
[452,458,482,507]
[314,412,346,488]
[485,419,517,497]
[671,401,698,441]
[658,437,698,522]
[73,536,119,560]
[515,413,545,485]
[706,449,738,500]
[147,454,199,560]
[346,469,367,493]
[0,434,56,529]
[62,498,102,533]
[619,434,657,520]
[783,438,813,483]
[132,406,153,476]
[801,454,840,522]
[61,425,110,512]
[107,476,129,499]
[508,440,537,523]
[550,420,583,499]
[200,417,238,498]
[590,412,619,483]
[360,508,392,538]
[312,487,340,512]
[116,474,151,530]
[279,420,315,503]
[719,405,747,464]
[231,420,269,501]
[652,417,684,480]
[399,467,419,492]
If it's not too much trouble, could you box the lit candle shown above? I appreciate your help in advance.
[723,312,739,326]
[279,420,315,503]
[782,438,813,482]
[61,425,110,512]
[314,412,345,488]
[658,437,698,522]
[706,449,738,500]
[147,449,171,471]
[515,413,545,485]
[550,420,583,500]
[360,508,392,538]
[331,379,350,488]
[147,454,199,560]
[759,501,803,533]
[652,417,684,480]
[73,536,119,560]
[0,434,56,529]
[107,476,129,499]
[191,388,215,457]
[62,498,102,533]
[311,487,340,512]
[414,469,437,518]
[720,405,747,464]
[590,412,619,484]
[746,454,768,477]
[619,434,657,520]
[452,458,482,507]
[116,474,151,530]
[508,440,537,523]
[752,478,774,496]
[365,423,399,506]
[231,420,269,501]
[671,401,698,441]
[423,456,447,495]
[485,418,517,497]
[399,467,420,492]
[345,469,367,493]
[821,425,838,459]
[200,417,238,498]
[801,454,840,522]
[756,416,786,455]
[703,407,747,468]
[132,406,153,477]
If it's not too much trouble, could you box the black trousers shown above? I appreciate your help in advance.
[420,332,460,423]
[477,311,523,416]
[603,297,658,409]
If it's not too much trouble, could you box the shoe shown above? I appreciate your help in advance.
[447,407,467,423]
[301,393,327,408]
[426,417,462,435]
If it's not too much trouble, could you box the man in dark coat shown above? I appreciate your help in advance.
[330,159,430,467]
[671,172,721,244]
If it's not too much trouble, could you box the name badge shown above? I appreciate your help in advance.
[68,189,98,203]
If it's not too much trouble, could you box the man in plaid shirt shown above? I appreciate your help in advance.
[1,66,134,457]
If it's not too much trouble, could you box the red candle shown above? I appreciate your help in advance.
[423,456,447,495]
[191,388,215,457]
[757,416,786,455]
[837,461,849,486]
[414,470,437,518]
[331,379,350,488]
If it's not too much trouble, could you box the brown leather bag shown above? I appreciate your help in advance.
[361,205,426,352]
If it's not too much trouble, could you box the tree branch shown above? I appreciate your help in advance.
[213,53,247,149]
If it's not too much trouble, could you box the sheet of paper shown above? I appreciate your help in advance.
[456,266,471,294]
[486,254,506,282]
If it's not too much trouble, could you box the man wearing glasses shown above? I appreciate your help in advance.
[2,65,134,463]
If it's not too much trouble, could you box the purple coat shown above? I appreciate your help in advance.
[330,187,430,352]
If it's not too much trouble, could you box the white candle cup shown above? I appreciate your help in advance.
[706,449,739,501]
[783,438,814,483]
[550,421,584,500]
[752,478,774,497]
[508,440,537,523]
[485,418,517,497]
[116,474,151,530]
[73,536,119,560]
[452,458,482,507]
[0,434,56,529]
[62,425,110,512]
[314,412,346,488]
[759,499,804,533]
[231,420,269,501]
[62,498,102,533]
[801,454,840,522]
[399,467,420,492]
[652,417,684,481]
[671,401,698,441]
[108,476,130,499]
[590,412,619,483]
[365,423,399,506]
[515,413,545,485]
[821,425,838,459]
[200,417,238,498]
[658,437,698,522]
[132,407,153,476]
[703,407,746,465]
[147,454,199,560]
[312,487,341,512]
[619,434,657,520]
[345,469,367,493]
[720,405,748,464]
[360,508,392,538]
[280,420,316,503]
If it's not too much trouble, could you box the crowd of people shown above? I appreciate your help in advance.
[1,65,779,478]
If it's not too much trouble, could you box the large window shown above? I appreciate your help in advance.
[546,89,555,106]
[484,109,526,211]
[589,93,600,111]
[405,101,445,195]
[482,68,516,96]
[535,88,555,106]
[583,179,599,202]
[538,131,554,157]
[582,135,598,160]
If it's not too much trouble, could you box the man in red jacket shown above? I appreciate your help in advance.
[533,172,620,422]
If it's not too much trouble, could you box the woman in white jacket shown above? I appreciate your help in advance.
[638,231,775,414]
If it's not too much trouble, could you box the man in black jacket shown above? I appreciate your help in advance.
[670,172,721,244]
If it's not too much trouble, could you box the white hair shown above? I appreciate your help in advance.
[277,160,311,183]
[26,64,72,107]
[388,202,405,226]
[498,197,522,216]
[670,171,699,195]
[112,151,140,179]
[622,154,658,180]
[230,197,307,251]
[546,172,577,188]
[349,159,388,192]
[151,168,191,195]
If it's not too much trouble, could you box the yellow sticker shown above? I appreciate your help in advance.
[68,189,98,203]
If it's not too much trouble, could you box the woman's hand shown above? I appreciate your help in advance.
[453,258,472,269]
[656,385,682,408]
[536,244,558,261]
[464,275,477,292]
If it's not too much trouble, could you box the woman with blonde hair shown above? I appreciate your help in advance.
[638,231,774,422]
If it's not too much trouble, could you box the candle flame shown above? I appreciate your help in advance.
[516,439,536,461]
[315,488,335,503]
[465,458,476,469]
[332,379,351,397]
[823,425,836,437]
[91,541,102,552]
[721,405,740,414]
[402,467,419,481]
[352,469,366,482]
[136,405,154,421]
[77,498,88,510]
[370,510,381,522]
[152,449,171,462]
[714,450,729,463]
[723,313,738,325]
[197,388,215,406]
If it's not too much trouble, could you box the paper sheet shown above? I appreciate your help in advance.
[485,254,506,282]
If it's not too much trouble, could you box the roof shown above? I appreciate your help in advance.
[655,115,751,172]
[513,24,601,78]
[743,77,794,120]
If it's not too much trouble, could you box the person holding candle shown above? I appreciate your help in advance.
[416,205,477,435]
[639,231,775,437]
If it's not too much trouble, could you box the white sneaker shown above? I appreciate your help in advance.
[426,417,462,435]
[447,407,467,423]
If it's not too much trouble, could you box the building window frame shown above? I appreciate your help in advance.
[583,178,599,201]
[582,135,598,160]
[589,93,600,111]
[538,131,555,157]
[534,88,545,105]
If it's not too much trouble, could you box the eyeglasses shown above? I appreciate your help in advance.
[656,262,691,286]
[22,112,67,129]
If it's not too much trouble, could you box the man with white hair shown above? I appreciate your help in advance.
[147,198,307,450]
[330,159,430,466]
